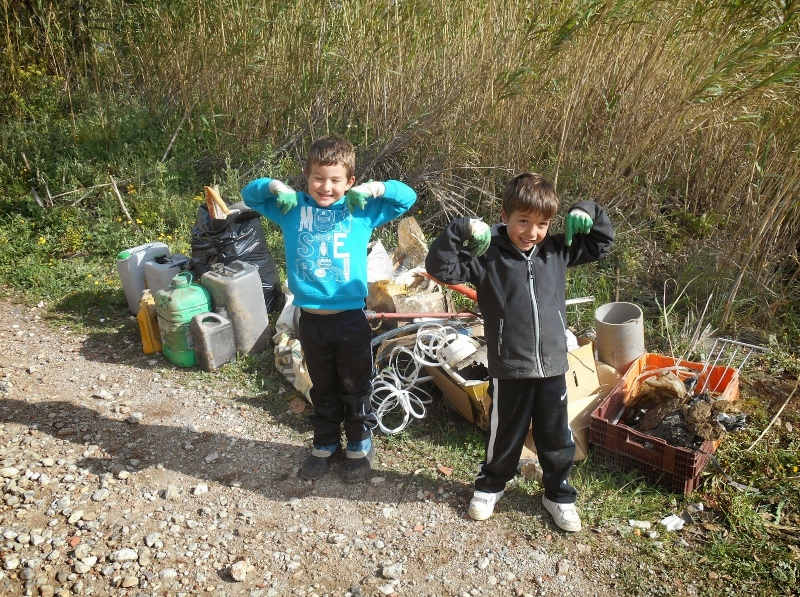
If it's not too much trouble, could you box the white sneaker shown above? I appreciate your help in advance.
[468,490,504,521]
[542,496,582,532]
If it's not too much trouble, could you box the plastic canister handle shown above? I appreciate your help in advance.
[171,271,194,286]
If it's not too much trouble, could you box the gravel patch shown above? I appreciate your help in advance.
[0,300,624,596]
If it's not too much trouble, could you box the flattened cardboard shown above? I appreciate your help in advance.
[424,364,491,429]
[427,342,614,462]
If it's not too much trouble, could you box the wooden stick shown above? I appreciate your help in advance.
[746,376,800,452]
[110,175,138,229]
[161,101,197,163]
[205,185,230,216]
[30,187,45,208]
[52,181,119,200]
[70,190,92,207]
[39,173,53,207]
[22,152,45,208]
[203,186,218,219]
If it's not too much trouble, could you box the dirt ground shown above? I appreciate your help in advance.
[0,297,637,597]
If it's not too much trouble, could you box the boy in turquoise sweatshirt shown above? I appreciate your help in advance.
[241,135,416,482]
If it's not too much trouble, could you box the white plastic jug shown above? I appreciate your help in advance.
[117,242,170,314]
[145,253,193,295]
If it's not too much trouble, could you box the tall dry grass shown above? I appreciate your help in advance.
[4,0,800,326]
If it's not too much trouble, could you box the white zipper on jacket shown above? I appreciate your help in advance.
[524,254,545,377]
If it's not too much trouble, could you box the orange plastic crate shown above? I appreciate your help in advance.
[589,353,739,494]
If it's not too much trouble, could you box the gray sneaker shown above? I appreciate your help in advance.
[342,440,375,483]
[299,445,339,480]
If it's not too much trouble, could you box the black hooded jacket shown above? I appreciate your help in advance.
[425,200,614,379]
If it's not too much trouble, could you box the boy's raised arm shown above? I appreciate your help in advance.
[563,200,614,265]
[241,178,298,215]
[345,181,385,213]
[356,180,417,226]
[425,216,483,285]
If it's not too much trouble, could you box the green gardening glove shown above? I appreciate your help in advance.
[345,181,385,213]
[269,180,298,215]
[465,219,491,257]
[564,209,593,246]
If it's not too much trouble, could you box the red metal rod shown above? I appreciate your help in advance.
[365,311,478,320]
[421,272,477,301]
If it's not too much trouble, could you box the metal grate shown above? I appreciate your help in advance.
[697,338,769,394]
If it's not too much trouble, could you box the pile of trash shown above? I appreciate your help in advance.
[272,217,454,417]
[620,370,747,449]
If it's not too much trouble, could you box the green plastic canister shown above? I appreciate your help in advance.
[154,272,211,367]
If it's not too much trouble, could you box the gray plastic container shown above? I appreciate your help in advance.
[117,242,170,315]
[145,253,193,295]
[191,312,236,372]
[594,301,646,374]
[200,260,271,355]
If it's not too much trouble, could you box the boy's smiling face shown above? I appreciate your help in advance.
[501,208,551,252]
[304,162,355,208]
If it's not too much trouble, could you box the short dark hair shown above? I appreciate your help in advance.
[305,135,356,179]
[502,172,559,219]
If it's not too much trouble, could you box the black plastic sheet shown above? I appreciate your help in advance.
[191,201,284,313]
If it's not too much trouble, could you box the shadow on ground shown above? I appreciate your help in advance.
[0,397,474,509]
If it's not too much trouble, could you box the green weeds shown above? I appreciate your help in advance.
[1,1,800,595]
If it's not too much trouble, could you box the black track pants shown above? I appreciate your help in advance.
[298,309,377,446]
[475,375,577,503]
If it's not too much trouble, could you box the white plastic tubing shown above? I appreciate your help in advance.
[371,323,466,434]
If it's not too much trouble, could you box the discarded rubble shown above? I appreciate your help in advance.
[621,370,747,449]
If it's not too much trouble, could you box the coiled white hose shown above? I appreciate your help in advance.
[371,346,434,434]
[371,323,478,434]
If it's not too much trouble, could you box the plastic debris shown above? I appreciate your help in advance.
[659,514,685,531]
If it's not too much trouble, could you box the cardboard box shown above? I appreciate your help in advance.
[426,343,618,462]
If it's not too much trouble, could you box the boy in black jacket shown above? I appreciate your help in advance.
[425,172,614,531]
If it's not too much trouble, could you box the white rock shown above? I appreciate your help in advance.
[73,561,92,574]
[111,548,138,562]
[230,560,254,582]
[3,556,20,570]
[92,488,109,502]
[382,563,403,580]
[74,544,91,559]
[144,533,161,547]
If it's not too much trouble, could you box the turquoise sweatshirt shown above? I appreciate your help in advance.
[241,178,416,310]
